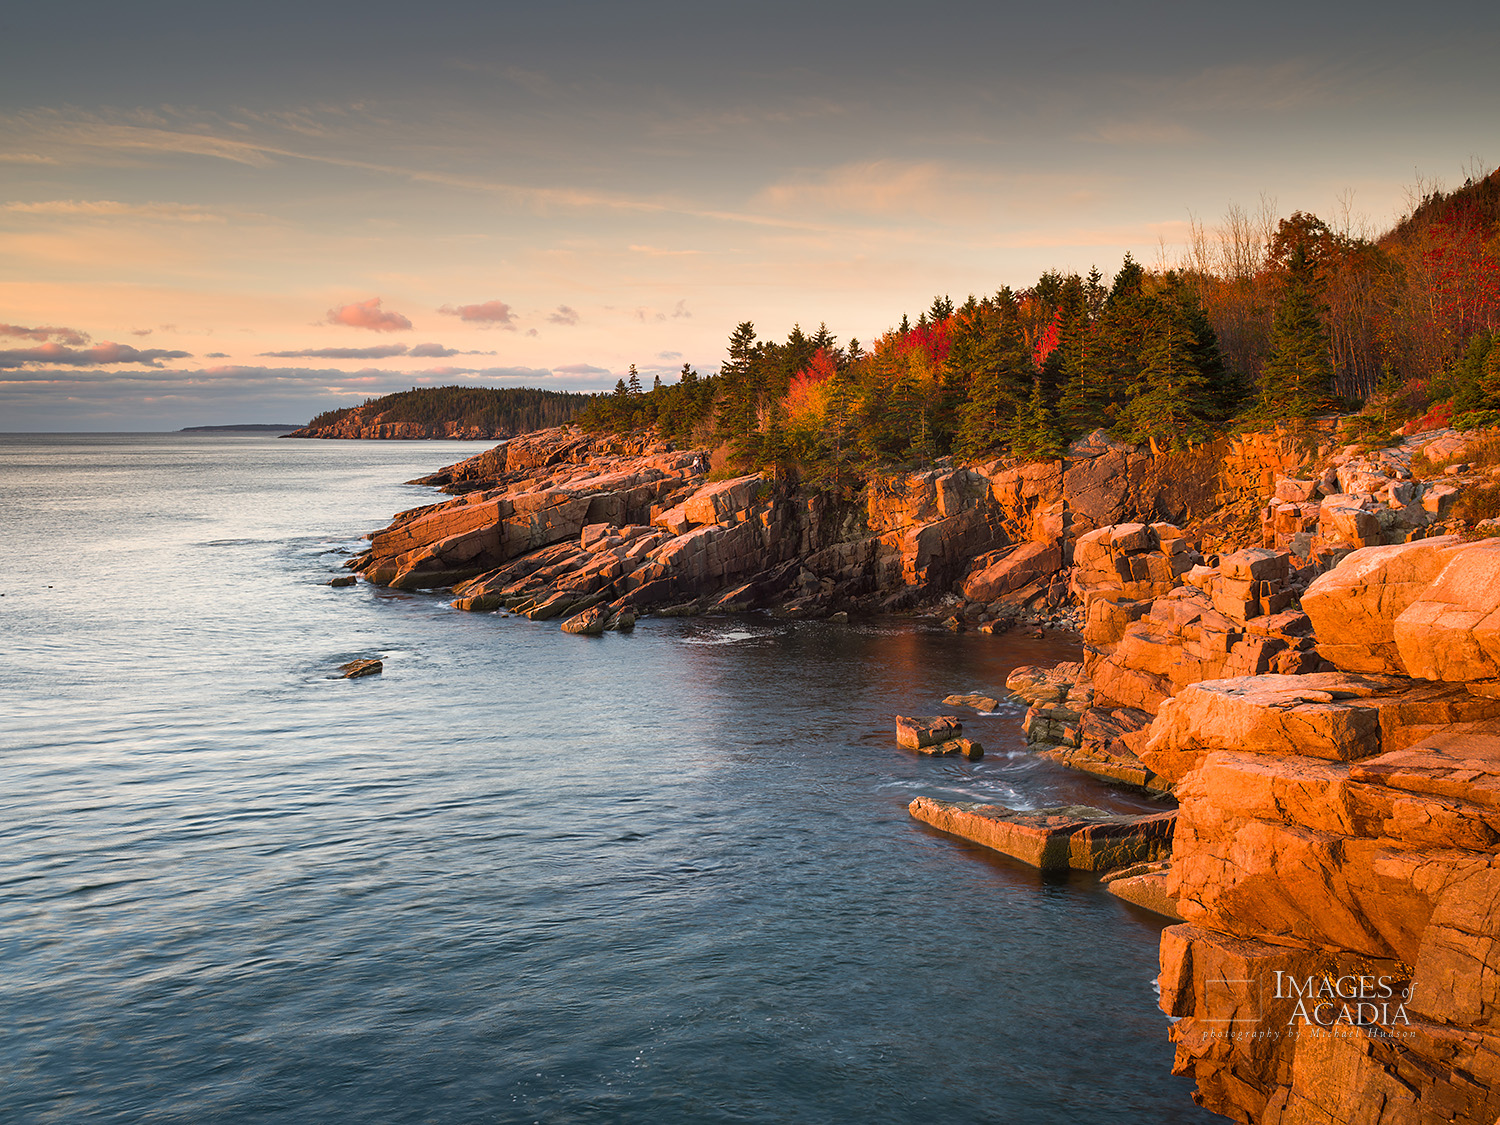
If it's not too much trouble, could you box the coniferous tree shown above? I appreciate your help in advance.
[951,291,1033,460]
[716,321,761,446]
[759,401,788,481]
[1121,299,1214,448]
[1009,377,1066,459]
[1056,304,1107,436]
[1261,250,1333,418]
[627,364,643,396]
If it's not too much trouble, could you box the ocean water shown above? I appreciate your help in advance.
[0,434,1214,1124]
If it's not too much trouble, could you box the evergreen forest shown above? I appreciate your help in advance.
[302,385,591,434]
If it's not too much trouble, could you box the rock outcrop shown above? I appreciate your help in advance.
[896,715,964,749]
[982,455,1500,1122]
[908,796,1176,873]
[1143,542,1500,1122]
[348,424,1265,622]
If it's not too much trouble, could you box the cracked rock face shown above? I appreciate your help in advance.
[1147,546,1500,1123]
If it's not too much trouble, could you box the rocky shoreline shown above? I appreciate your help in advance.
[344,420,1500,1123]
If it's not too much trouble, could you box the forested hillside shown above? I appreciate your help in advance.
[578,166,1500,482]
[292,385,590,438]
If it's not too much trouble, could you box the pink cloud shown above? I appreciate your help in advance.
[0,323,91,346]
[326,297,412,332]
[440,300,516,327]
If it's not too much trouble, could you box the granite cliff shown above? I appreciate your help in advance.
[990,425,1500,1124]
[346,423,1319,624]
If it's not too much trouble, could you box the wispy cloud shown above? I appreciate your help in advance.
[440,300,515,326]
[0,108,849,236]
[547,305,579,326]
[0,323,91,345]
[261,344,411,359]
[1078,119,1202,146]
[326,297,412,332]
[756,160,951,218]
[553,363,610,375]
[0,153,59,164]
[3,199,231,222]
[628,245,703,257]
[0,341,191,368]
[413,365,556,380]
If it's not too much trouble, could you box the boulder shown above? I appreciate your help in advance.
[1394,541,1500,682]
[895,715,963,749]
[452,593,502,612]
[942,693,1000,712]
[561,605,609,635]
[339,658,382,678]
[913,737,985,760]
[681,474,762,526]
[1301,536,1462,674]
[961,540,1062,602]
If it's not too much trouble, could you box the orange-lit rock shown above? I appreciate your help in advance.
[908,796,1175,872]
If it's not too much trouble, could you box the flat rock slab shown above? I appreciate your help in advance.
[896,715,963,749]
[942,693,1000,713]
[908,796,1175,872]
[339,658,383,678]
[1103,869,1184,919]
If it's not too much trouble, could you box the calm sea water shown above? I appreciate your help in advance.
[0,434,1213,1124]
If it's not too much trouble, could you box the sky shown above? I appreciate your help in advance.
[1,0,1497,430]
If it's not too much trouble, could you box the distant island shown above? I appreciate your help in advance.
[180,424,302,432]
[285,385,590,439]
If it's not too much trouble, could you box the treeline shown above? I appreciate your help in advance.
[1181,168,1500,404]
[575,166,1500,482]
[301,385,590,434]
[576,363,718,445]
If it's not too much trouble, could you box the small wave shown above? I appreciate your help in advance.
[679,629,763,646]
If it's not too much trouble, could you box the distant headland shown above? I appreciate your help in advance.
[179,424,302,433]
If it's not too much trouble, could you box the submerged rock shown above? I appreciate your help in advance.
[339,658,383,678]
[328,575,356,587]
[942,693,1000,713]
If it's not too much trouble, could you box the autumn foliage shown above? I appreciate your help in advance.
[579,165,1500,479]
